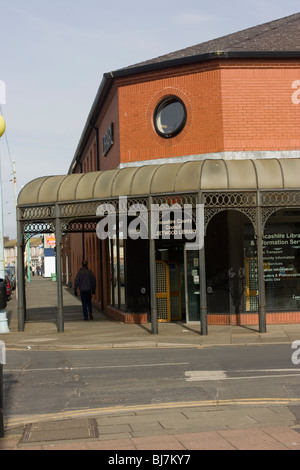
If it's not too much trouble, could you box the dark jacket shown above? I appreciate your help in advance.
[74,267,96,293]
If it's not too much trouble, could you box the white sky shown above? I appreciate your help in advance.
[0,0,299,238]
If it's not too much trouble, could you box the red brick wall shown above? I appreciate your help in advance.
[117,59,300,164]
[118,65,223,163]
[221,60,300,151]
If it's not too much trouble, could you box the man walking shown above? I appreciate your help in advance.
[74,260,96,320]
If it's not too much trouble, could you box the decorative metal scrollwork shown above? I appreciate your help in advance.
[204,192,256,207]
[20,205,54,220]
[262,191,300,207]
[152,193,197,207]
[20,221,55,242]
[62,220,98,233]
[261,207,281,230]
[60,201,101,218]
[204,206,257,234]
[17,188,300,240]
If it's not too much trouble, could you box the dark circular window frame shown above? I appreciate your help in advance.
[154,95,187,139]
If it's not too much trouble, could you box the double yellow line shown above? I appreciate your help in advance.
[5,397,300,429]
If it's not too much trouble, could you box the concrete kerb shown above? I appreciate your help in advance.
[2,401,300,450]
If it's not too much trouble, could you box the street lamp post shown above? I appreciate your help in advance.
[0,115,9,333]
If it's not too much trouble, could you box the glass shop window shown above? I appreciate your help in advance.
[244,210,300,312]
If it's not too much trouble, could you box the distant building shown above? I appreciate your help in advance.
[4,237,44,275]
[4,238,17,267]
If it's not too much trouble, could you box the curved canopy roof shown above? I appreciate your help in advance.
[18,158,300,206]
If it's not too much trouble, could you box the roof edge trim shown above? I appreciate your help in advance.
[111,51,300,79]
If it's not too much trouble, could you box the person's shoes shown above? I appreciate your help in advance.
[83,317,88,321]
[89,313,93,320]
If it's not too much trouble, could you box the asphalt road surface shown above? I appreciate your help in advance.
[3,344,300,420]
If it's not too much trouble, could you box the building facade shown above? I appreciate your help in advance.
[17,13,300,332]
[4,237,44,274]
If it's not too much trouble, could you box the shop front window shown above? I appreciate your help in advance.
[244,210,300,312]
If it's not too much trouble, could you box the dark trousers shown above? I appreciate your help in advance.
[80,290,92,319]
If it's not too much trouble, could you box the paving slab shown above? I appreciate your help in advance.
[218,428,289,450]
[175,431,236,450]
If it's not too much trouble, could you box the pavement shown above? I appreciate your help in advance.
[0,276,300,451]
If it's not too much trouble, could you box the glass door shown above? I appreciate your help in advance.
[184,247,200,322]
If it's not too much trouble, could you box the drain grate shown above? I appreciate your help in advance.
[21,418,99,443]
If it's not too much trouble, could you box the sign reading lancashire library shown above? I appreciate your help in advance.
[244,222,300,311]
[262,232,300,283]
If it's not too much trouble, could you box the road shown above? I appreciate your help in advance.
[3,344,300,421]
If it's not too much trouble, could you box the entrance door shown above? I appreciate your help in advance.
[155,260,182,322]
[168,261,181,321]
[184,247,200,322]
[155,260,170,322]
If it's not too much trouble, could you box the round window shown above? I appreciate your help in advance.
[154,96,187,138]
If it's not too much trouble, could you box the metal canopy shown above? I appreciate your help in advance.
[17,158,300,206]
[16,158,300,336]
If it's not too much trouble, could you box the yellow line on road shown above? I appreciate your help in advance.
[5,397,300,429]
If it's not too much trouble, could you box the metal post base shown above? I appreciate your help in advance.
[0,311,9,333]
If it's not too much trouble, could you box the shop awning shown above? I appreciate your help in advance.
[18,158,300,206]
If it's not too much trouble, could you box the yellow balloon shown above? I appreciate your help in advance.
[0,115,6,137]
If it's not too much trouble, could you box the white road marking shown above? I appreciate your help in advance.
[185,370,227,381]
[185,369,300,381]
[4,362,189,373]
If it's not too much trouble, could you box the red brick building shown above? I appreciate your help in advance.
[17,13,300,332]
